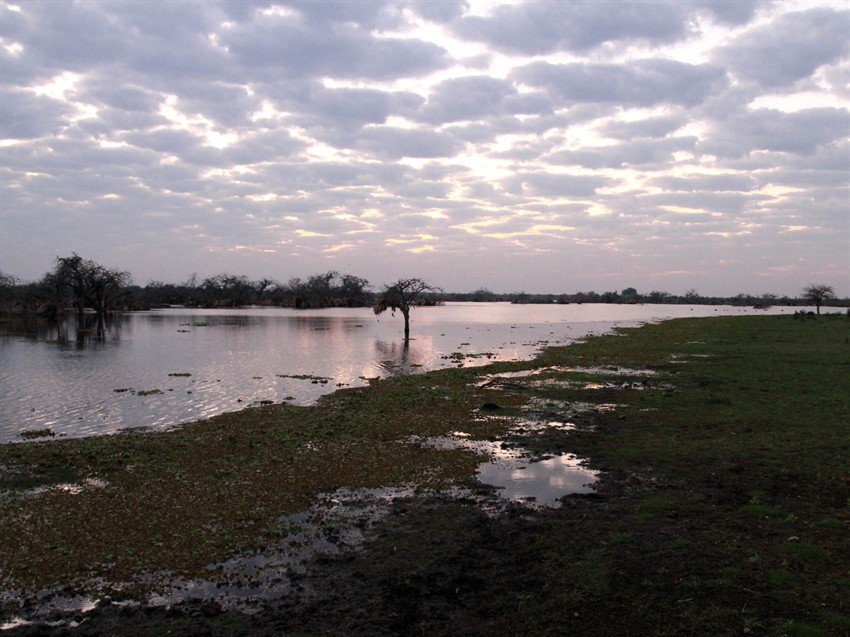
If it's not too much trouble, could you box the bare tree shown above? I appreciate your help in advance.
[373,278,440,340]
[802,284,835,315]
[253,278,277,304]
[0,271,19,287]
[200,274,254,307]
[44,254,131,317]
[44,254,89,316]
[338,274,371,307]
[85,266,132,315]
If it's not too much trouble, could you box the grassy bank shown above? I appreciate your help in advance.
[1,314,848,635]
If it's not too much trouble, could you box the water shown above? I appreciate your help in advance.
[0,302,816,442]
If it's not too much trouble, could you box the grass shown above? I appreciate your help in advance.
[1,313,848,635]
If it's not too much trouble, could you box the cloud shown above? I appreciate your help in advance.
[513,59,728,107]
[451,1,693,55]
[506,172,613,198]
[409,0,469,23]
[412,76,549,124]
[546,136,697,169]
[219,10,450,81]
[692,0,762,25]
[0,87,75,138]
[700,108,850,158]
[600,115,687,140]
[716,8,850,88]
[0,0,847,295]
[355,126,464,159]
[649,173,758,192]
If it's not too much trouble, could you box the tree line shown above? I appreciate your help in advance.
[436,286,847,311]
[139,271,372,310]
[0,255,376,317]
[0,254,845,318]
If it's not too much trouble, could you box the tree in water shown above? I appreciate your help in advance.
[373,278,440,340]
[802,284,835,315]
[44,254,131,318]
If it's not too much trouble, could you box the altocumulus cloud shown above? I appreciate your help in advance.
[0,0,847,295]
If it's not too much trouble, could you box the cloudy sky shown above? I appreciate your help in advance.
[1,0,848,295]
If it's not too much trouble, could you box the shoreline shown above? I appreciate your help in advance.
[2,303,839,444]
[1,313,848,635]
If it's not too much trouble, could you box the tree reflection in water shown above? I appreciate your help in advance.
[0,313,125,348]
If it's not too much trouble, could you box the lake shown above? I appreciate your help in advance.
[0,302,819,442]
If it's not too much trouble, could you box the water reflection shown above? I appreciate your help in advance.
[476,454,597,506]
[1,313,126,348]
[0,303,816,441]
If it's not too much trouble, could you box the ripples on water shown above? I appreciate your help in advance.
[0,302,816,441]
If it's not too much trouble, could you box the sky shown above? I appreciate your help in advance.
[0,0,848,295]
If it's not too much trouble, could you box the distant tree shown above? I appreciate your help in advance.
[621,287,638,301]
[44,253,131,317]
[85,266,132,316]
[470,287,497,302]
[802,284,835,315]
[0,271,19,287]
[253,278,277,304]
[44,254,89,316]
[200,274,255,307]
[338,273,371,307]
[753,293,777,310]
[373,278,440,340]
[304,272,336,307]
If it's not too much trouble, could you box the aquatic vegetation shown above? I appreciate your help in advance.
[135,389,164,396]
[18,428,54,440]
[276,374,332,382]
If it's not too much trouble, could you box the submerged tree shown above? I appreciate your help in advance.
[43,254,131,317]
[85,266,132,316]
[200,274,255,307]
[802,284,836,315]
[373,278,440,340]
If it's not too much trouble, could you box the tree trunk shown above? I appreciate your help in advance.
[816,301,821,315]
[402,309,410,340]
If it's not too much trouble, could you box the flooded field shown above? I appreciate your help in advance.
[0,302,819,441]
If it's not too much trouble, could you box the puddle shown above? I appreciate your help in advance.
[525,397,619,414]
[0,592,99,632]
[488,370,539,378]
[527,378,652,391]
[474,369,541,387]
[477,454,597,507]
[140,486,414,611]
[415,433,598,508]
[509,418,577,434]
[557,366,660,376]
[1,477,108,501]
[668,354,714,363]
[1,486,419,628]
[2,392,608,626]
[475,366,663,391]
